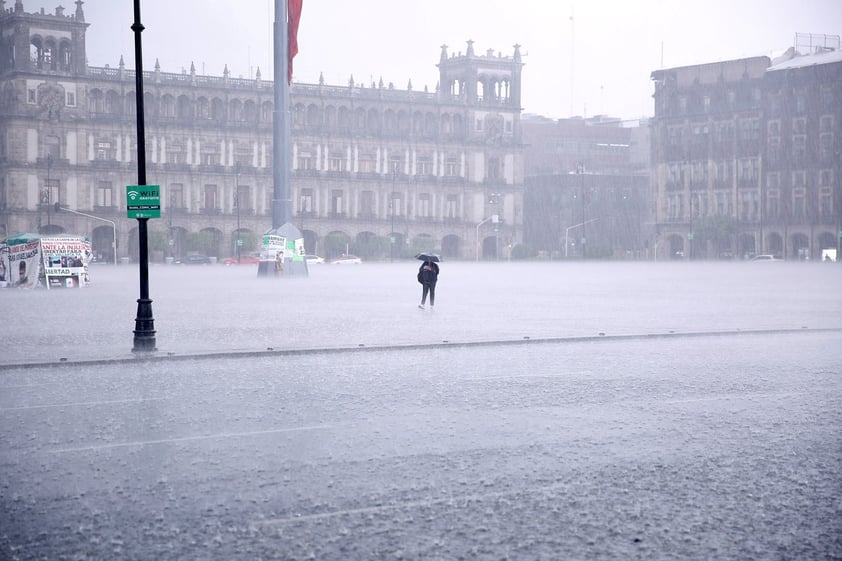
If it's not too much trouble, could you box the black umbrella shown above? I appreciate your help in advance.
[415,253,440,263]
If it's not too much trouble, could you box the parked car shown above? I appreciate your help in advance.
[331,254,362,265]
[750,254,783,262]
[175,254,212,265]
[223,253,261,265]
[304,254,324,265]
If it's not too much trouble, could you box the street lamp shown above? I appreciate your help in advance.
[235,162,241,263]
[40,154,58,230]
[577,162,586,259]
[687,159,694,260]
[46,154,52,227]
[168,192,174,260]
[564,218,599,258]
[55,205,117,265]
[489,192,502,261]
[390,171,396,262]
[476,214,499,261]
[131,0,156,352]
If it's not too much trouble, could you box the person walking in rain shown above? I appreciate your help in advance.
[417,258,439,309]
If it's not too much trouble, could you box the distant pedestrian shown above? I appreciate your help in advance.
[274,251,284,277]
[417,259,439,309]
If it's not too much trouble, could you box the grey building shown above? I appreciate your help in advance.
[650,38,842,260]
[0,2,525,262]
[521,115,652,258]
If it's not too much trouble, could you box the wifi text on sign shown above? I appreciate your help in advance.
[126,185,161,219]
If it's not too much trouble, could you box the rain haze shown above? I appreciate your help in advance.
[2,1,842,560]
[82,0,842,120]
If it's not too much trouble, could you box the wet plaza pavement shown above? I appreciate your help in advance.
[1,261,841,560]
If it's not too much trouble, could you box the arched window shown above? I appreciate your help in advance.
[338,106,351,130]
[176,95,192,119]
[307,104,321,128]
[58,40,72,71]
[125,92,139,116]
[88,89,104,114]
[229,98,243,122]
[212,98,226,122]
[293,103,306,128]
[161,94,175,118]
[440,113,452,135]
[30,37,43,68]
[244,100,258,123]
[261,101,273,123]
[196,97,210,119]
[324,105,336,129]
[106,90,121,115]
[44,39,57,70]
[367,108,379,132]
[413,111,424,135]
[355,107,366,130]
[397,111,410,135]
[425,113,437,135]
[453,114,465,136]
[384,109,396,132]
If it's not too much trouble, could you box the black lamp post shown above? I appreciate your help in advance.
[168,192,174,259]
[578,162,586,259]
[131,0,156,352]
[687,159,694,260]
[235,162,241,263]
[45,154,52,227]
[390,171,396,262]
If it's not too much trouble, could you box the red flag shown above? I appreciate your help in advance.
[288,0,302,84]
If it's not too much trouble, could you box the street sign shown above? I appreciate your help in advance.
[687,232,694,240]
[126,185,161,219]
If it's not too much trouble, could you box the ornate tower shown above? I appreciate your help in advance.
[0,0,89,76]
[437,41,526,258]
[438,40,524,109]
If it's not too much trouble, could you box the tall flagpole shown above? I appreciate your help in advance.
[272,0,290,228]
[262,0,307,276]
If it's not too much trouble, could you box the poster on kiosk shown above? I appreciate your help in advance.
[0,234,92,289]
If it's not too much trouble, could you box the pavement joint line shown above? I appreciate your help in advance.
[1,326,839,371]
[0,396,171,412]
[47,423,333,454]
[254,486,539,526]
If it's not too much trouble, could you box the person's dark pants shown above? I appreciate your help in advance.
[421,281,436,306]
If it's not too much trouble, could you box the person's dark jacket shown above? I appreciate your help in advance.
[417,262,439,284]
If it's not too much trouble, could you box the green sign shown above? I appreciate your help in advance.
[687,232,694,240]
[126,185,161,219]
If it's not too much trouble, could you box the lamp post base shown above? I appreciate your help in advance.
[132,298,157,352]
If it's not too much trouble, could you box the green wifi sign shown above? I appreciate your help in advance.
[126,185,161,219]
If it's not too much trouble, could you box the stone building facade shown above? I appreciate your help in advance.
[521,115,652,259]
[650,46,842,260]
[0,1,525,262]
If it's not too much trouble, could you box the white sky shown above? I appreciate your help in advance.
[65,0,842,121]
